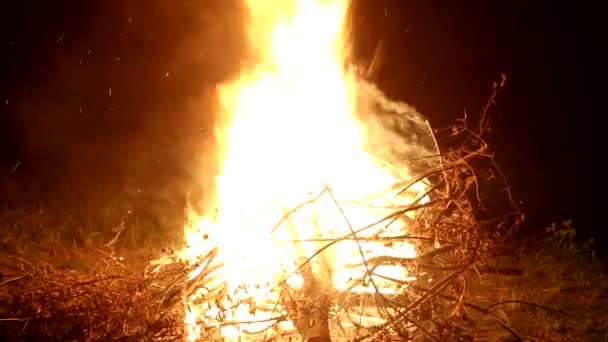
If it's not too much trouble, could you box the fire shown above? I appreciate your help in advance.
[177,0,432,340]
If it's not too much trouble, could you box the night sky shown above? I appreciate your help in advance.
[0,2,600,247]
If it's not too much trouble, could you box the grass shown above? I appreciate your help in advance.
[0,177,606,341]
[465,221,607,342]
[0,179,185,286]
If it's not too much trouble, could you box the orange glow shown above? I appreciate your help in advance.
[176,0,430,340]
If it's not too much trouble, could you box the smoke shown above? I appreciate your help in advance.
[355,78,440,177]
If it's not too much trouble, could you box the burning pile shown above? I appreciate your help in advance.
[0,0,521,341]
[168,0,443,340]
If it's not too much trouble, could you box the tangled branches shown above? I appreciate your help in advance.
[331,74,523,341]
[173,75,525,341]
[0,76,525,341]
[327,74,524,341]
[0,253,187,341]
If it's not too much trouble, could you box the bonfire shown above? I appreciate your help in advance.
[160,0,512,341]
[0,0,524,341]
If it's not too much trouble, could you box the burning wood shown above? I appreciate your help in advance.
[0,0,524,340]
[161,1,515,341]
[0,77,522,341]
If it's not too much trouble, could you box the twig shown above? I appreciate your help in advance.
[486,300,561,315]
[325,185,382,296]
[0,275,25,286]
[270,188,328,235]
[0,318,31,322]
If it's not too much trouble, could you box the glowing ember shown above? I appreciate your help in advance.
[176,0,433,340]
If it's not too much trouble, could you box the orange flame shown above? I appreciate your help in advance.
[178,0,430,340]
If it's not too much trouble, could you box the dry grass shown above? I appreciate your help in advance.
[1,224,605,341]
[0,249,186,341]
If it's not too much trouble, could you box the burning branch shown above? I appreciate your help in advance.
[181,76,521,342]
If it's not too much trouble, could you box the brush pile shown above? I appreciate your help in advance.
[174,75,524,342]
[1,76,526,341]
[0,251,187,341]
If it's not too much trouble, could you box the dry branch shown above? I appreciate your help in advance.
[0,253,188,341]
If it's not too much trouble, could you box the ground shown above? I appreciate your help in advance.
[0,174,606,341]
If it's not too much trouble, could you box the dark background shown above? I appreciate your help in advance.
[0,1,601,248]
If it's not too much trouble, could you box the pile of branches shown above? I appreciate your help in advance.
[339,75,525,341]
[320,75,525,342]
[333,75,523,341]
[0,76,526,342]
[174,75,526,341]
[0,253,187,341]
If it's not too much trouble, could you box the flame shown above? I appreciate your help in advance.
[178,0,430,340]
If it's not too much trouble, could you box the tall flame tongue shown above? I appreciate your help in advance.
[180,0,429,340]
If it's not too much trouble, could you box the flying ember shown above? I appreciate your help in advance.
[176,0,436,340]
